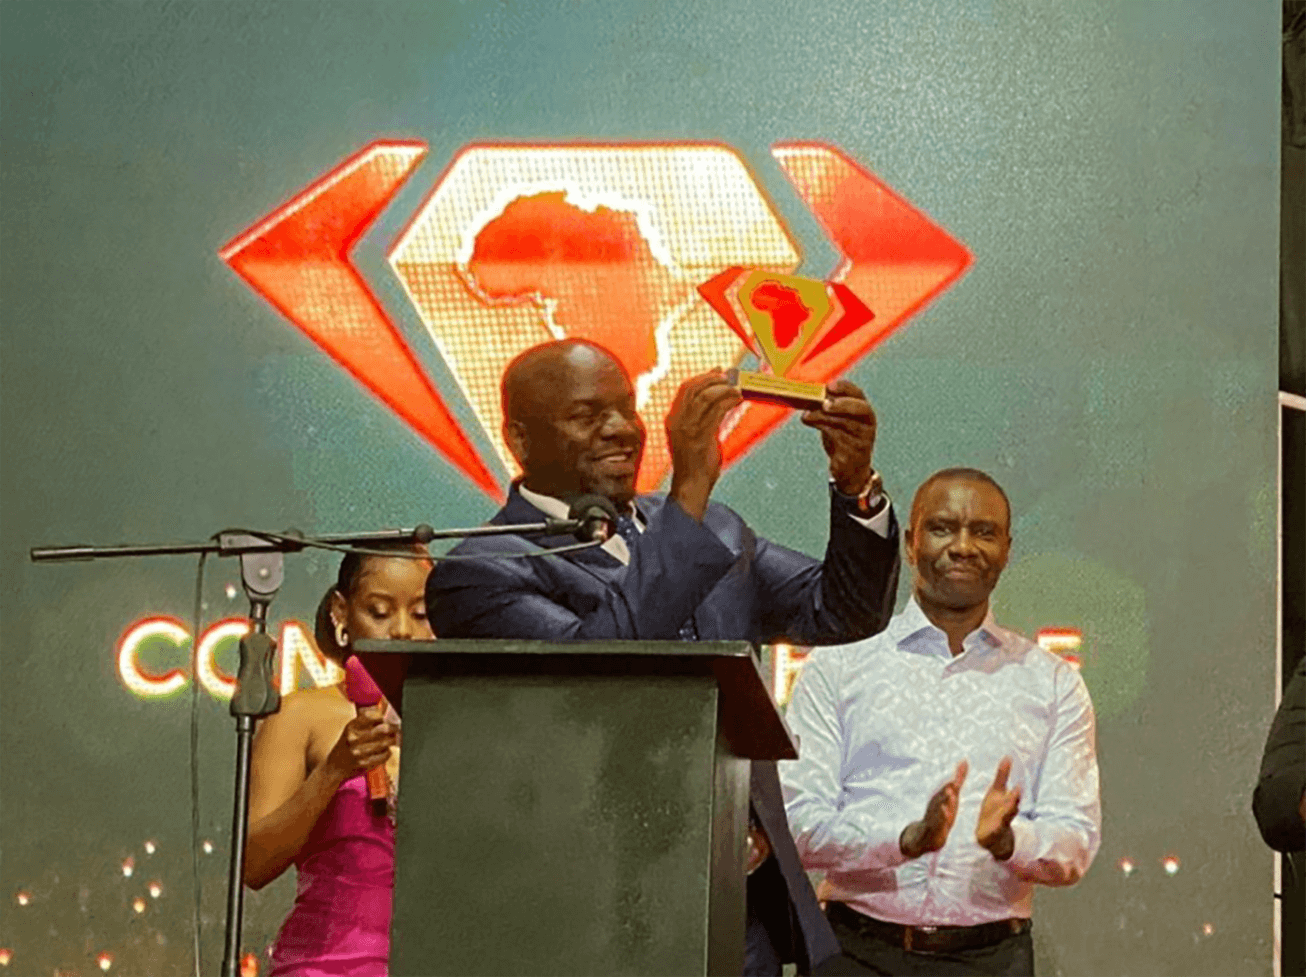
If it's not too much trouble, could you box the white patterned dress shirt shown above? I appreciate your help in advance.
[780,597,1100,926]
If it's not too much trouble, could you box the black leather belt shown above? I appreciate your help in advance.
[826,901,1031,954]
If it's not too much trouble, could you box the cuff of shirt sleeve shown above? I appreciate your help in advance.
[1004,817,1038,872]
[830,482,892,538]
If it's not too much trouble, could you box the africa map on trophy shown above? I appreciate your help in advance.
[698,266,875,411]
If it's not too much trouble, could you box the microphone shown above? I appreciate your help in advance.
[342,656,392,809]
[566,495,620,543]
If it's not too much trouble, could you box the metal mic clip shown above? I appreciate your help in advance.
[565,495,620,544]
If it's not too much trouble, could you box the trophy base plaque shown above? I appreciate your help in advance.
[726,368,826,411]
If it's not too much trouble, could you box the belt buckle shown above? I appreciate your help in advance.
[905,925,937,952]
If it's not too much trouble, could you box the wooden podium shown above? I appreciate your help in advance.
[353,639,797,977]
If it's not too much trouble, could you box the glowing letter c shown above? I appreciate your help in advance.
[117,618,189,698]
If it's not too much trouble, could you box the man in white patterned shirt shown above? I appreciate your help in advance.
[781,468,1100,977]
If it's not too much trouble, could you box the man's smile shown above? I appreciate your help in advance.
[593,449,637,472]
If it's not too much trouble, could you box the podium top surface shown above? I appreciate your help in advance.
[354,638,753,658]
[352,639,797,761]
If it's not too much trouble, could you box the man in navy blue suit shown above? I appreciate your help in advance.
[426,339,900,974]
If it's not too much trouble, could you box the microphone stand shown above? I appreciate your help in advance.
[30,517,590,977]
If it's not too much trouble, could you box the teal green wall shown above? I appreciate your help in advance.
[0,2,1279,974]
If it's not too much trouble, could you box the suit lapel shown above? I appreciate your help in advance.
[633,495,661,523]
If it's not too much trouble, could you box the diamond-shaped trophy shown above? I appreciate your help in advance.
[698,267,873,410]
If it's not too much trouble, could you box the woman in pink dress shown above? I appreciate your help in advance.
[244,544,433,977]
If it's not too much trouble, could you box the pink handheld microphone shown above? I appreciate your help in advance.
[343,656,391,805]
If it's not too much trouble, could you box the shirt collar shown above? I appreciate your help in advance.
[891,596,1005,660]
[516,482,571,522]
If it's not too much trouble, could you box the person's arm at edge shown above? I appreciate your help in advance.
[1253,655,1306,852]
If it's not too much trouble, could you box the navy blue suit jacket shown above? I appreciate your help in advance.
[427,485,900,971]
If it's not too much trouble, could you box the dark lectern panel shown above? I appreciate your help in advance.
[390,671,729,976]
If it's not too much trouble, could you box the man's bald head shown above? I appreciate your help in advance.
[500,340,646,506]
[502,340,619,426]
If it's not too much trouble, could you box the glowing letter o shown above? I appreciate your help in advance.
[196,619,248,700]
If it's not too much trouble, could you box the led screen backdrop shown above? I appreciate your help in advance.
[0,2,1281,975]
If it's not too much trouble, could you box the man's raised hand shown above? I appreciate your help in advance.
[800,379,877,496]
[667,369,743,521]
[899,760,969,859]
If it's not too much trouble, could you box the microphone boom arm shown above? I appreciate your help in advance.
[29,518,584,563]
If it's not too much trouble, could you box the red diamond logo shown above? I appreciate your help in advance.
[221,140,970,497]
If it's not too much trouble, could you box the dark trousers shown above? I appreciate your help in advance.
[744,765,842,976]
[819,905,1035,977]
[743,856,797,975]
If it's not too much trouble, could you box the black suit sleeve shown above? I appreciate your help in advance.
[753,488,900,647]
[1254,655,1306,852]
[428,497,736,640]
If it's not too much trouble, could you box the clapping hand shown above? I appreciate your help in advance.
[899,761,968,859]
[976,757,1020,861]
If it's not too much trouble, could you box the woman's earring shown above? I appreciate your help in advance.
[334,620,348,649]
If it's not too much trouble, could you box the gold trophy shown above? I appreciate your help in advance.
[698,267,873,410]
